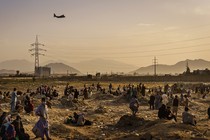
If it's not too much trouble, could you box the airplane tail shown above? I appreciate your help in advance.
[54,13,56,17]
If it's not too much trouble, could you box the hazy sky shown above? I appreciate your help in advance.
[1,0,210,67]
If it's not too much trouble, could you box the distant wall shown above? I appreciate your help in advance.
[1,75,210,82]
[58,75,210,82]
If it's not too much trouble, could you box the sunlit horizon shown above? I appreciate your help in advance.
[1,0,210,69]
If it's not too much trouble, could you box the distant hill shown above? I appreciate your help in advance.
[0,59,33,72]
[70,58,138,74]
[0,69,16,75]
[131,59,210,75]
[45,63,82,75]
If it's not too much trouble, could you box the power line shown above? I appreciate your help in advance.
[117,48,210,59]
[47,42,210,55]
[46,35,210,52]
[132,36,210,48]
[45,48,210,59]
[132,23,210,37]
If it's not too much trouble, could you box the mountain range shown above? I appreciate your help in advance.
[70,58,138,74]
[0,59,210,75]
[132,59,210,75]
[0,58,138,74]
[0,59,33,72]
[45,63,82,75]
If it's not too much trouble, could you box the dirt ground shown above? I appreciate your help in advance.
[0,79,210,140]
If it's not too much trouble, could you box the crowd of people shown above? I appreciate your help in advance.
[0,82,209,139]
[128,83,208,126]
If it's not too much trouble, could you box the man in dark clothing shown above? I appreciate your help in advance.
[74,89,79,100]
[0,112,7,128]
[172,95,179,116]
[73,112,79,124]
[24,95,34,114]
[83,87,88,99]
[141,84,146,96]
[208,106,210,119]
[165,107,177,122]
[149,94,155,110]
[12,115,29,140]
[158,105,177,122]
[158,104,166,119]
[109,83,112,94]
[52,90,58,97]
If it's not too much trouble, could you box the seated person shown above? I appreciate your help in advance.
[15,101,23,113]
[24,95,34,114]
[158,104,167,119]
[0,112,7,128]
[129,95,140,116]
[182,107,196,125]
[165,106,177,122]
[2,123,16,140]
[77,113,85,126]
[52,90,59,97]
[65,112,92,126]
[12,115,29,140]
[0,114,12,139]
[73,112,79,124]
[158,105,177,122]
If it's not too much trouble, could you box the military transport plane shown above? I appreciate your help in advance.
[54,13,65,18]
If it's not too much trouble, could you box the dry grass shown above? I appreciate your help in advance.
[0,78,210,139]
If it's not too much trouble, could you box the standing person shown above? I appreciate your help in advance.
[154,93,162,109]
[109,83,112,94]
[149,94,155,110]
[83,87,88,99]
[184,95,189,108]
[32,98,51,140]
[172,95,179,116]
[11,88,18,112]
[141,84,146,96]
[162,93,168,106]
[180,93,184,104]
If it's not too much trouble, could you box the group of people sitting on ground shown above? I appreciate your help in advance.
[0,87,54,140]
[158,104,177,122]
[0,112,30,140]
[1,82,210,139]
[128,83,205,126]
[36,85,59,100]
[65,112,92,126]
[10,88,34,114]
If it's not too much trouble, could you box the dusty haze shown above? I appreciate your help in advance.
[1,0,210,70]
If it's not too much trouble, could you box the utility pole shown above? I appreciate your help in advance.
[29,35,46,75]
[153,56,158,76]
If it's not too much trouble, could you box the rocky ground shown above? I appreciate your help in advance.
[0,80,210,140]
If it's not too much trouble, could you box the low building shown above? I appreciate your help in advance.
[35,67,51,77]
